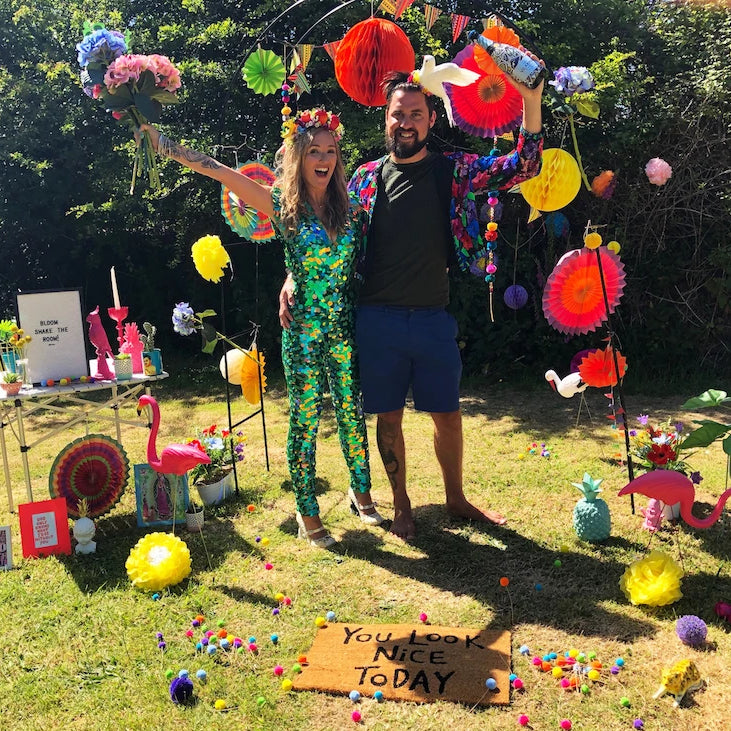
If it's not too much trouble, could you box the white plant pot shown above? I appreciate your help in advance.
[196,469,235,506]
[185,509,204,532]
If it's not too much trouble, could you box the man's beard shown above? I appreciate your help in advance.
[385,129,429,160]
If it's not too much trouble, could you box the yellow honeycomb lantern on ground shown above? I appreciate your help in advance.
[520,148,581,212]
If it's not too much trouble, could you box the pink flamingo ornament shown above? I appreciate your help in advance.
[619,470,731,529]
[137,394,210,475]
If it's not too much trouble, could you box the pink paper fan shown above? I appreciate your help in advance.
[542,247,626,335]
[445,46,523,138]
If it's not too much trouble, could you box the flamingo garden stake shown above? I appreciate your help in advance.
[137,395,210,475]
[618,470,731,529]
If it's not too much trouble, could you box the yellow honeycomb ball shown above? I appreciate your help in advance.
[584,232,602,249]
[607,240,621,254]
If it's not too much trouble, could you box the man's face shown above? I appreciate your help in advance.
[384,89,435,161]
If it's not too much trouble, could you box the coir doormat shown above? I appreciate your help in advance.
[292,623,511,706]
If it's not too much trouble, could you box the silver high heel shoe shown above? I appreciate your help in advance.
[295,512,337,548]
[348,488,386,526]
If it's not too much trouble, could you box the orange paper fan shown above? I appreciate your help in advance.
[241,347,267,405]
[578,347,627,387]
[474,24,521,76]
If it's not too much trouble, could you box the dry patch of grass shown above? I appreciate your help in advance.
[0,382,729,730]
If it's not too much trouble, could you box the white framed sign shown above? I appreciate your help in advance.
[16,289,89,385]
[0,525,12,570]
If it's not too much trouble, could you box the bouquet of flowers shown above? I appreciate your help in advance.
[629,415,701,483]
[76,21,181,193]
[187,424,245,485]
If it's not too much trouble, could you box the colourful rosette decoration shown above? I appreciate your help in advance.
[445,45,524,138]
[220,162,276,242]
[191,235,231,283]
[243,47,286,96]
[619,550,683,606]
[126,532,192,591]
[578,346,627,387]
[542,247,626,335]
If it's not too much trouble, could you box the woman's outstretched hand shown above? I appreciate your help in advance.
[134,123,160,152]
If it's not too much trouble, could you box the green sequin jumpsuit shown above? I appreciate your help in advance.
[272,188,371,517]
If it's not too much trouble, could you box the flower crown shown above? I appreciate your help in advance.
[281,108,344,145]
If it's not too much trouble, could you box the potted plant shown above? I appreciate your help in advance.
[185,499,204,532]
[188,424,246,505]
[0,370,23,397]
[0,319,18,372]
[113,352,133,381]
[140,322,163,375]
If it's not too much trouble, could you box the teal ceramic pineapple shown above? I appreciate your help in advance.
[572,473,611,542]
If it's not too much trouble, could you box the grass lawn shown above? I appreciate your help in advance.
[0,373,729,730]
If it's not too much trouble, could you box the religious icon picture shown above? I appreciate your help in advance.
[134,464,189,527]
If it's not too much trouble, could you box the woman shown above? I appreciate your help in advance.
[139,109,382,547]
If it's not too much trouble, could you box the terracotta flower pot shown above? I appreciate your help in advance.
[1,380,22,397]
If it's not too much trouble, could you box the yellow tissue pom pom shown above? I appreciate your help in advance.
[620,550,683,606]
[191,234,231,283]
[584,232,602,249]
[126,532,192,591]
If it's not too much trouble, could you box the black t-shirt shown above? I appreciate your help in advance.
[359,152,454,308]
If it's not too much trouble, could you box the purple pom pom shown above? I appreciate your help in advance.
[169,676,194,704]
[675,615,707,646]
[503,285,528,310]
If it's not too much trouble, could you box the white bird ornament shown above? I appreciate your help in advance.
[544,370,587,398]
[411,55,480,127]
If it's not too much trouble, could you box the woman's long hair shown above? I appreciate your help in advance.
[274,128,349,238]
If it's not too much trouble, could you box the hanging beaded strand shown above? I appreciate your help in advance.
[483,137,501,322]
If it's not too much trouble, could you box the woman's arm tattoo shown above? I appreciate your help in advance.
[168,141,222,170]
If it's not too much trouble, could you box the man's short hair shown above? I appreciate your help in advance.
[382,71,437,116]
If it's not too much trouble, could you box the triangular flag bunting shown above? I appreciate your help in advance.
[379,0,397,15]
[288,64,311,96]
[289,48,301,73]
[394,0,415,20]
[297,44,313,71]
[323,41,340,61]
[424,4,442,32]
[527,206,541,223]
[450,13,471,43]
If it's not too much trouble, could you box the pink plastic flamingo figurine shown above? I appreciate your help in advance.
[137,394,210,475]
[618,470,731,529]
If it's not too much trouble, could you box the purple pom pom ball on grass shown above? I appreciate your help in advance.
[675,615,707,647]
[169,676,194,704]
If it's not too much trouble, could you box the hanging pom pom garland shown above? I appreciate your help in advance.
[484,178,501,322]
[335,18,415,106]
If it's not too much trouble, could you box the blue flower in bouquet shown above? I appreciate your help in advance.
[549,66,595,97]
[76,28,127,67]
[172,303,196,336]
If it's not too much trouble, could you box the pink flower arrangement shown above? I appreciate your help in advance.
[645,157,672,186]
[77,23,182,192]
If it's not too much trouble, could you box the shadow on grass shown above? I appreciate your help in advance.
[60,498,261,595]
[330,503,720,641]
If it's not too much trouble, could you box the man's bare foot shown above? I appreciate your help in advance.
[446,497,507,526]
[390,506,416,540]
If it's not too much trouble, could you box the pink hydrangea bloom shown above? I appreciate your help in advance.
[147,54,182,92]
[645,157,672,186]
[104,54,151,88]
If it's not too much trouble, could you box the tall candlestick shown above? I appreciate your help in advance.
[110,267,121,310]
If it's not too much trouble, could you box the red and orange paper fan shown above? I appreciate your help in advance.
[542,247,626,335]
[578,346,627,387]
[446,46,523,138]
[473,23,522,76]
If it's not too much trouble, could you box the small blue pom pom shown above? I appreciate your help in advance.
[207,645,217,655]
[178,669,189,678]
[486,678,497,690]
[270,634,279,644]
[374,690,384,702]
[196,669,207,681]
[349,690,361,702]
[326,611,336,621]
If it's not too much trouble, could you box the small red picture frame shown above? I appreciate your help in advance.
[18,497,71,558]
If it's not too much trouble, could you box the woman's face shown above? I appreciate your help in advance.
[301,128,338,198]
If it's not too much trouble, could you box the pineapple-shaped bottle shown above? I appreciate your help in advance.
[572,473,611,542]
[73,498,97,554]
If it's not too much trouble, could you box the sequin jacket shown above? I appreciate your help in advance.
[347,128,544,272]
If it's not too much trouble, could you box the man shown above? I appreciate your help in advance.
[280,59,544,539]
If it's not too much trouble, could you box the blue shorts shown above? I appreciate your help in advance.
[355,306,462,414]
